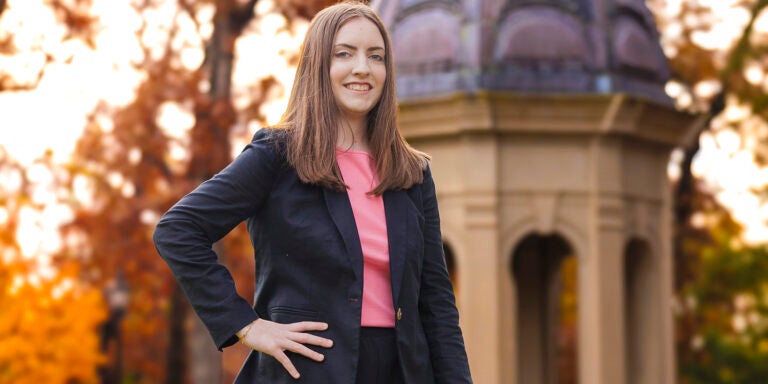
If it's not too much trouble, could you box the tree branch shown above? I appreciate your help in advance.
[723,0,768,77]
[231,0,259,34]
[177,0,201,33]
[673,1,767,292]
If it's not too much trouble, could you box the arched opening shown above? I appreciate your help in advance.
[624,239,659,384]
[512,233,578,384]
[443,241,458,299]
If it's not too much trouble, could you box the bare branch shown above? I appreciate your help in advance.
[231,0,258,34]
[722,0,768,79]
[177,0,201,33]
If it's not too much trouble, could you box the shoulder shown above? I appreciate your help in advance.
[406,146,431,186]
[422,159,433,177]
[245,128,289,163]
[251,127,288,148]
[420,159,434,186]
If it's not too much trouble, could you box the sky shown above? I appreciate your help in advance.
[3,0,768,256]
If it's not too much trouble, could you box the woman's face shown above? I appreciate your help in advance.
[329,17,386,123]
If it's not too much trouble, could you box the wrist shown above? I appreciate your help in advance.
[237,320,256,341]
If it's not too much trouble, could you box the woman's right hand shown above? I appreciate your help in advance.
[237,318,334,379]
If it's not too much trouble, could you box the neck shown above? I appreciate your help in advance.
[337,116,369,152]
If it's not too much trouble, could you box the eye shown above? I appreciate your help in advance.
[334,50,351,58]
[369,54,385,62]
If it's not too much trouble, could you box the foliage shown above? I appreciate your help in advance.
[677,190,768,383]
[0,149,107,383]
[648,1,768,381]
[0,260,106,384]
[0,0,332,382]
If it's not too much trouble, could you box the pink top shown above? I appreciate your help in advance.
[335,147,395,328]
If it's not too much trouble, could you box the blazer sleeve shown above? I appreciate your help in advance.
[418,165,473,383]
[153,129,280,350]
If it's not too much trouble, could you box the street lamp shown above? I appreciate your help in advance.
[107,272,129,316]
[101,272,129,384]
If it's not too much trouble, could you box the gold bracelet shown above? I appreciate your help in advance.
[238,321,255,343]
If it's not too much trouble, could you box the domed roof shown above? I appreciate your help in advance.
[373,0,671,104]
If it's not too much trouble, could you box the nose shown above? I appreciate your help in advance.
[352,53,370,76]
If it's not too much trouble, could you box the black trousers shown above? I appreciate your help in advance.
[355,327,404,384]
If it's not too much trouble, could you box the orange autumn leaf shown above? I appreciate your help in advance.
[0,260,107,384]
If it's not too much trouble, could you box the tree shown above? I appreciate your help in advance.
[648,0,768,381]
[0,0,332,382]
[0,260,107,384]
[671,179,768,382]
[0,150,107,383]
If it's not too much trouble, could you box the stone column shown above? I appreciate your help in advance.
[459,130,501,384]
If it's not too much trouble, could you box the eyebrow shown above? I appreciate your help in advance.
[334,43,385,52]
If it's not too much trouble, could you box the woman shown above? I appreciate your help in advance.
[153,2,472,383]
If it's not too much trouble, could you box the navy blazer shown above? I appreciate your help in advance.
[153,129,472,383]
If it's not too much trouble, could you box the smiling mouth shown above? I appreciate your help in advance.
[345,83,372,91]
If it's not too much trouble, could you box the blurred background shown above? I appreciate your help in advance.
[2,0,768,383]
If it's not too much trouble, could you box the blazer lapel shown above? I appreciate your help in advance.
[323,188,364,282]
[323,187,409,306]
[383,190,407,307]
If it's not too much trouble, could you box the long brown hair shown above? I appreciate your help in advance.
[271,1,428,195]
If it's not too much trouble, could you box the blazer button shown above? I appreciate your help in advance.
[396,307,402,321]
